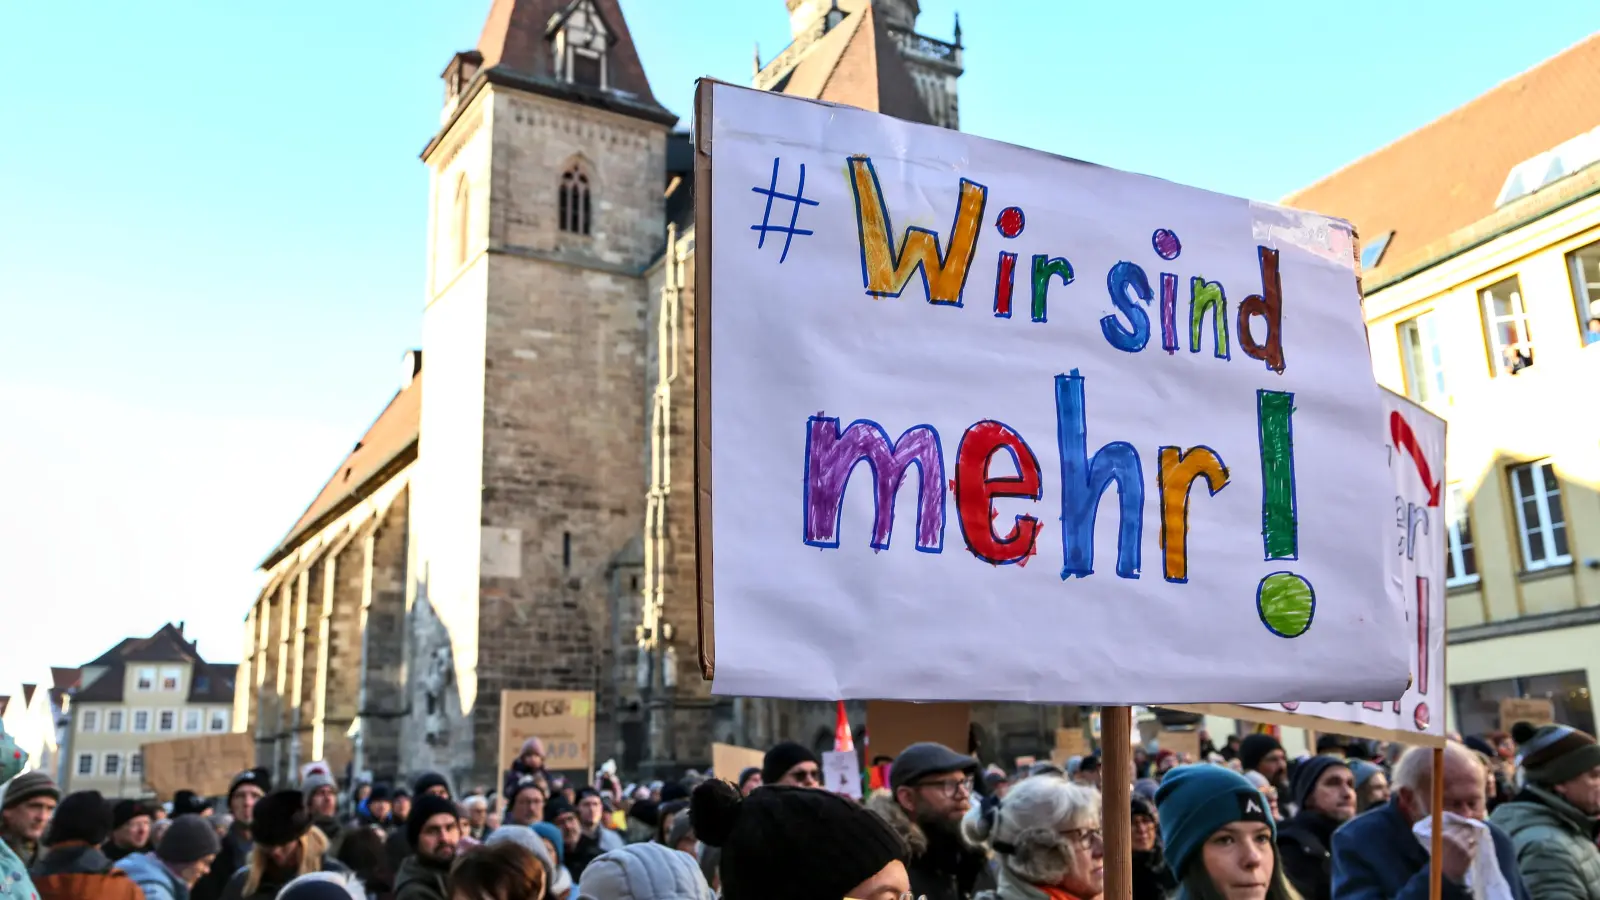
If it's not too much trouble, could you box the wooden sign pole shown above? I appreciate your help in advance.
[1101,706,1133,900]
[1429,747,1444,900]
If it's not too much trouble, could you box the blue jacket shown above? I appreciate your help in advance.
[1331,799,1530,900]
[115,852,187,900]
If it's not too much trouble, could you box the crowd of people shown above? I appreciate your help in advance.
[2,719,1598,900]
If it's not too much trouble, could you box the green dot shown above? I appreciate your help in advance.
[1257,572,1315,638]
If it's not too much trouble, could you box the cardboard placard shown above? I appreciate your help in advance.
[1055,728,1091,759]
[866,700,970,762]
[1159,729,1203,762]
[711,743,765,784]
[498,690,595,779]
[1499,697,1555,732]
[140,733,255,800]
[822,749,862,799]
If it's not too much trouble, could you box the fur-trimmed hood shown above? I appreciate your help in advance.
[866,792,929,857]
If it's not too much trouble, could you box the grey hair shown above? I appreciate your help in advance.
[1393,741,1482,795]
[279,871,366,900]
[962,775,1099,884]
[462,794,488,812]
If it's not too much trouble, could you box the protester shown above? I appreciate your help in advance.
[1130,796,1177,900]
[0,727,39,900]
[506,778,547,828]
[355,786,391,829]
[116,813,223,900]
[277,871,368,900]
[546,796,597,880]
[531,822,577,899]
[691,779,908,900]
[391,791,412,829]
[1330,742,1529,900]
[507,739,552,797]
[451,840,548,900]
[1489,723,1600,899]
[462,796,490,841]
[194,767,270,900]
[393,794,458,900]
[331,826,388,898]
[735,768,761,797]
[1316,736,1348,759]
[623,798,657,845]
[413,774,451,801]
[569,787,623,872]
[1243,771,1283,822]
[867,742,990,900]
[1,769,59,868]
[1347,761,1389,814]
[104,799,155,862]
[388,776,451,878]
[962,774,1104,900]
[303,771,344,854]
[576,842,715,900]
[1155,764,1297,900]
[1072,756,1103,790]
[1239,735,1290,797]
[220,789,350,900]
[31,790,143,900]
[759,742,821,788]
[485,825,564,898]
[665,815,697,856]
[173,792,212,819]
[1276,755,1355,900]
[652,801,688,847]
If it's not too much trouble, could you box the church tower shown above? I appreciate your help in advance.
[410,0,675,782]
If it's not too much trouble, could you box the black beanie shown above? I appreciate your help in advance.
[1289,755,1350,813]
[761,741,818,785]
[252,790,312,847]
[172,790,210,817]
[368,783,392,803]
[658,781,690,803]
[412,771,452,799]
[228,768,271,801]
[1238,734,1284,773]
[407,794,460,849]
[45,791,111,846]
[691,781,905,900]
[736,767,761,791]
[157,814,222,863]
[112,799,154,830]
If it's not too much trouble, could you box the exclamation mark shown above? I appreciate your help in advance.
[1411,575,1430,729]
[1255,389,1316,638]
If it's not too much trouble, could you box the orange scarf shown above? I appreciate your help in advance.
[1041,888,1088,900]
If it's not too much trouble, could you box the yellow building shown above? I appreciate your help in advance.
[1287,33,1600,739]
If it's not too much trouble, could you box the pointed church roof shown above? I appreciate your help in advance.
[778,5,934,125]
[475,0,667,112]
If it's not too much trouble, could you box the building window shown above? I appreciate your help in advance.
[158,710,176,732]
[104,752,121,777]
[1481,276,1534,375]
[452,174,470,270]
[183,709,202,733]
[1510,460,1571,571]
[553,3,609,89]
[133,710,150,733]
[209,709,229,733]
[1361,231,1394,271]
[129,753,142,776]
[160,667,181,692]
[80,709,99,733]
[76,754,94,776]
[1452,670,1594,738]
[106,709,124,733]
[136,668,154,691]
[559,165,592,235]
[1446,484,1479,587]
[1398,312,1448,403]
[1568,240,1600,345]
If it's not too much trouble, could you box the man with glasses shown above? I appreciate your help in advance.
[867,742,991,900]
[760,741,823,788]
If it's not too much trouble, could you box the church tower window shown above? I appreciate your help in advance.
[550,0,612,89]
[558,163,592,235]
[452,174,471,267]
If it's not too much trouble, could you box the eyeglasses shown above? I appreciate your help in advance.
[914,777,975,798]
[1061,828,1104,849]
[791,768,822,785]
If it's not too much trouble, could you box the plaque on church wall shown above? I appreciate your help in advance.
[692,79,1407,706]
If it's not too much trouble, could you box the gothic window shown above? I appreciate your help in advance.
[559,164,592,236]
[452,174,470,267]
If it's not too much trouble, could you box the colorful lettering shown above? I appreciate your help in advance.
[1056,371,1144,579]
[803,417,946,552]
[955,421,1042,565]
[1160,272,1179,354]
[994,251,1017,318]
[1158,446,1230,583]
[1189,277,1229,359]
[1102,261,1152,352]
[848,156,988,307]
[1032,255,1074,323]
[1257,390,1298,559]
[1238,246,1286,373]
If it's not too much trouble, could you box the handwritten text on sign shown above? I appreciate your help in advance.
[704,82,1408,704]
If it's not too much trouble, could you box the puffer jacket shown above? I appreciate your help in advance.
[29,842,143,900]
[1490,784,1600,900]
[867,792,995,900]
[574,843,714,900]
[116,851,187,900]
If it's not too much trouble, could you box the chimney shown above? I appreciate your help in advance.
[178,620,185,635]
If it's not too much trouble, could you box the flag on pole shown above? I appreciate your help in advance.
[834,700,854,752]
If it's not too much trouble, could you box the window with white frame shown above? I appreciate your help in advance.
[106,709,124,732]
[158,709,176,732]
[76,754,94,776]
[160,667,181,692]
[104,752,121,776]
[1446,484,1479,586]
[183,709,202,733]
[1568,240,1600,345]
[129,753,142,776]
[136,667,155,691]
[209,709,229,733]
[1398,311,1448,403]
[1481,276,1535,375]
[133,710,150,733]
[80,709,99,733]
[1510,460,1571,571]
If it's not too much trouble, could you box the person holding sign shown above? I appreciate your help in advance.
[1155,765,1295,900]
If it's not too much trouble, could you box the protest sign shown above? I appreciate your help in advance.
[1167,391,1447,747]
[693,79,1406,704]
[865,701,970,760]
[711,743,765,784]
[1159,729,1203,761]
[1500,697,1554,732]
[1055,728,1090,759]
[141,733,255,800]
[823,750,863,799]
[498,690,595,778]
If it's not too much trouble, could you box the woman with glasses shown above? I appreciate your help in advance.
[963,775,1105,900]
[1155,765,1304,900]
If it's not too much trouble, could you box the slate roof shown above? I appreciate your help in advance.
[775,4,934,125]
[72,625,235,705]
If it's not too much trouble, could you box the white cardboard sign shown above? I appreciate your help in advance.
[701,81,1407,704]
[822,750,863,800]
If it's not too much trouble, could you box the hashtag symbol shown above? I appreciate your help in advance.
[750,157,819,264]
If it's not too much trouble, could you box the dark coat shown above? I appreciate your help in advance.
[30,841,144,900]
[1132,846,1178,900]
[393,855,450,900]
[1278,809,1339,900]
[218,855,350,900]
[192,821,251,900]
[866,793,994,900]
[1490,785,1600,900]
[1330,798,1530,900]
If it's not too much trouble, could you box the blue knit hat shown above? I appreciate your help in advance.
[1155,765,1275,879]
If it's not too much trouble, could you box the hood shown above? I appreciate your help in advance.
[1494,784,1600,838]
[865,792,929,857]
[36,841,114,876]
[395,854,449,895]
[575,843,713,900]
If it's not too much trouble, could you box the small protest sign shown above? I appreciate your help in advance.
[711,743,765,784]
[1500,697,1555,732]
[498,690,595,778]
[1055,728,1090,759]
[865,701,970,761]
[822,750,862,799]
[141,733,255,800]
[1159,730,1202,762]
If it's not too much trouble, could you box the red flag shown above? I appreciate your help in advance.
[834,700,854,752]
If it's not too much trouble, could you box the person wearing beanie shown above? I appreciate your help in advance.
[760,741,821,788]
[411,773,451,801]
[485,825,561,896]
[383,775,449,882]
[389,790,412,829]
[298,771,343,857]
[1490,724,1600,900]
[1153,764,1299,900]
[0,728,39,900]
[1238,734,1289,793]
[735,767,761,796]
[506,738,551,799]
[1314,735,1348,759]
[691,779,908,900]
[960,774,1103,900]
[567,786,624,878]
[32,790,143,900]
[866,742,988,900]
[356,783,392,829]
[576,842,715,900]
[530,821,576,899]
[1273,756,1354,900]
[172,791,213,819]
[220,790,350,900]
[1,768,59,867]
[1347,759,1390,814]
[1332,742,1530,900]
[1129,796,1176,900]
[116,813,224,900]
[652,800,689,848]
[390,794,458,900]
[194,768,271,900]
[104,799,155,862]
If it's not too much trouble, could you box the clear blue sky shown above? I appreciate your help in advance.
[0,1,1591,687]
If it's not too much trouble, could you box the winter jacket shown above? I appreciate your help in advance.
[392,855,449,900]
[1278,809,1339,900]
[973,865,1088,900]
[566,828,625,881]
[868,793,994,900]
[29,841,143,900]
[1330,797,1530,900]
[192,822,251,900]
[102,841,144,863]
[312,820,345,859]
[0,836,38,900]
[1,835,39,871]
[116,851,188,900]
[1132,846,1177,900]
[575,843,714,900]
[1490,784,1600,900]
[218,856,350,900]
